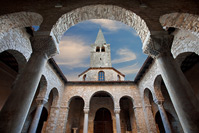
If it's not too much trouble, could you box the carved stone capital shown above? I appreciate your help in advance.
[114,108,121,114]
[36,98,48,106]
[83,108,89,114]
[154,99,164,105]
[30,35,59,58]
[143,35,174,58]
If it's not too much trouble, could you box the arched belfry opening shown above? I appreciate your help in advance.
[96,46,100,52]
[101,46,105,52]
[94,108,113,133]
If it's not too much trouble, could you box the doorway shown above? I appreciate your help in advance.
[94,108,113,133]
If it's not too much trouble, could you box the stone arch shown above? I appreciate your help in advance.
[159,13,199,38]
[0,28,32,60]
[143,88,156,104]
[36,75,48,99]
[89,90,115,108]
[67,95,85,108]
[175,52,195,65]
[47,87,59,107]
[153,75,164,102]
[51,5,150,44]
[171,29,199,59]
[119,95,134,103]
[66,96,85,133]
[0,12,43,33]
[119,96,136,132]
[0,49,27,73]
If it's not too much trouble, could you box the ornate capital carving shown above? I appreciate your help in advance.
[143,35,174,58]
[30,35,59,58]
[83,108,89,114]
[114,108,121,114]
[154,99,164,105]
[36,98,48,105]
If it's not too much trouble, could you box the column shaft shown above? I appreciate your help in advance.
[83,108,89,133]
[0,52,48,133]
[0,35,58,133]
[29,104,44,133]
[157,103,172,133]
[133,106,148,133]
[144,105,157,133]
[157,54,199,132]
[115,109,121,133]
[143,34,199,133]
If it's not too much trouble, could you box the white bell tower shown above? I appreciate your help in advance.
[90,29,112,68]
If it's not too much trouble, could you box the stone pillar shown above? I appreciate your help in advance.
[73,128,78,133]
[133,105,148,133]
[114,108,121,133]
[55,107,70,133]
[0,35,58,133]
[83,108,89,133]
[29,99,47,133]
[155,100,172,133]
[45,106,60,132]
[143,34,199,133]
[144,104,157,133]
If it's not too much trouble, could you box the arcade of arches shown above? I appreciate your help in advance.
[0,1,199,133]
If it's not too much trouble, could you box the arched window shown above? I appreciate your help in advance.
[98,71,105,81]
[96,46,100,52]
[101,46,105,52]
[117,75,121,81]
[83,74,86,81]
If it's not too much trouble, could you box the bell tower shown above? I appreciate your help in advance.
[79,29,125,81]
[90,29,112,68]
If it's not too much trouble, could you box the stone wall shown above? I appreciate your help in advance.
[79,68,124,81]
[55,82,148,133]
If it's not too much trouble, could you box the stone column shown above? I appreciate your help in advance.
[0,35,58,133]
[29,99,47,133]
[55,107,70,132]
[143,34,199,133]
[83,108,89,133]
[144,104,157,133]
[73,128,78,133]
[114,108,121,133]
[45,106,60,132]
[133,105,148,133]
[155,100,172,133]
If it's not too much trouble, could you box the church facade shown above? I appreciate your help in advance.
[0,1,199,133]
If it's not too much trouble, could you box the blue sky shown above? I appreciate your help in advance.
[54,19,147,81]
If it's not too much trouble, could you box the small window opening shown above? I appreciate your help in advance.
[101,46,105,52]
[96,47,100,52]
[98,71,105,81]
[83,74,86,81]
[117,75,121,81]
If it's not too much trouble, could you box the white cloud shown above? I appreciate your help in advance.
[89,19,130,31]
[65,73,80,81]
[54,36,90,68]
[118,63,140,75]
[112,48,136,64]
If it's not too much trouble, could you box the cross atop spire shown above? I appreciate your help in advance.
[95,29,106,45]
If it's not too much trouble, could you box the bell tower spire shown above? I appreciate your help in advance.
[95,29,106,45]
[90,29,112,67]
